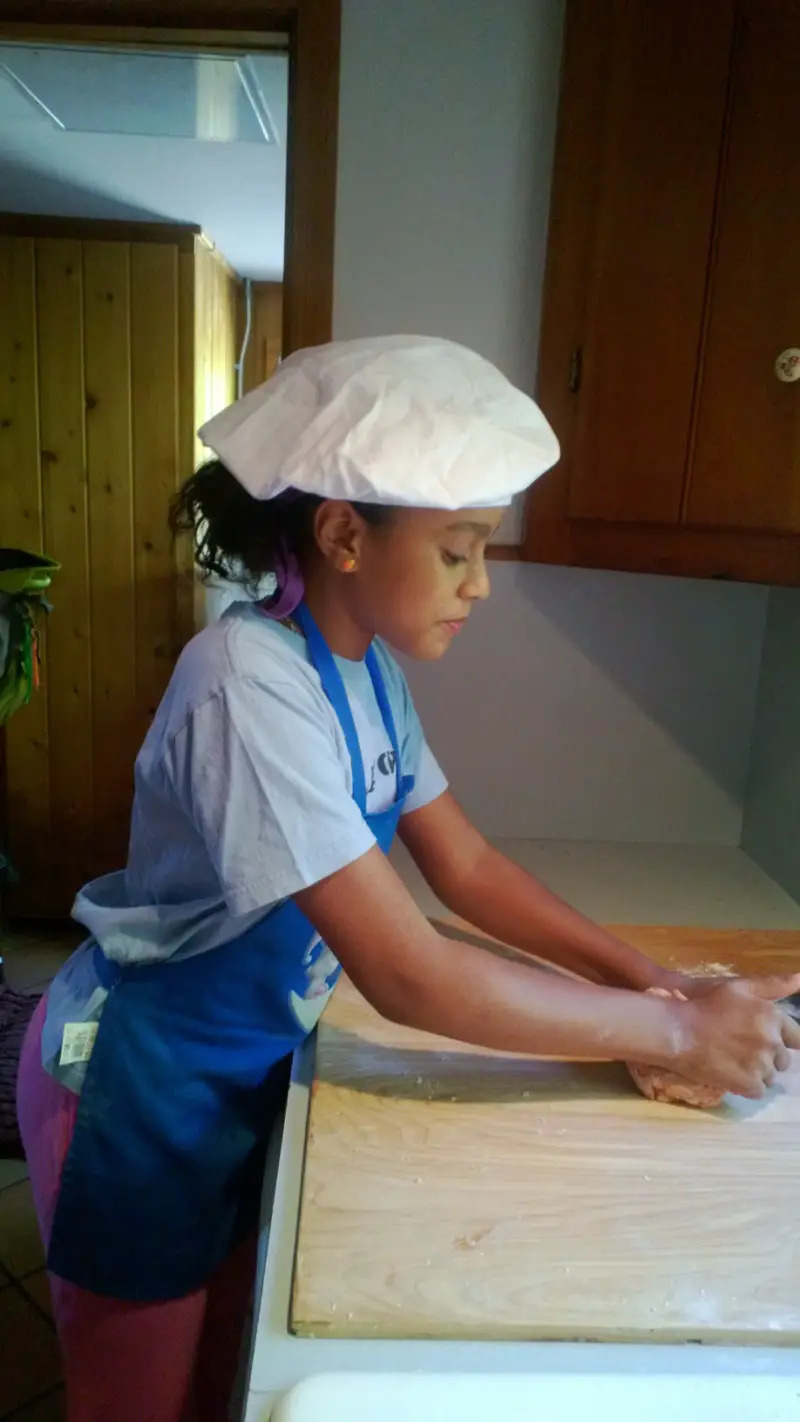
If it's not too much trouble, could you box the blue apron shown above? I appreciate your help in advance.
[47,603,413,1301]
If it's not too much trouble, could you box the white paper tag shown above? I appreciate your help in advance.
[60,1022,99,1067]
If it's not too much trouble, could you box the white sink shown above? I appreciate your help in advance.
[272,1370,800,1421]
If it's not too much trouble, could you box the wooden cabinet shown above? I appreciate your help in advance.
[0,216,238,916]
[526,0,800,585]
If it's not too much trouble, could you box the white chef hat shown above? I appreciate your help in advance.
[198,334,559,510]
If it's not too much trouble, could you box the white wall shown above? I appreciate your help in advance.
[334,0,769,844]
[742,589,800,899]
[400,563,766,843]
[334,0,564,545]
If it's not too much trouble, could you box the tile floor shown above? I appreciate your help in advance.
[1,923,79,1422]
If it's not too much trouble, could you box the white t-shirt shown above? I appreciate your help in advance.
[42,604,447,1087]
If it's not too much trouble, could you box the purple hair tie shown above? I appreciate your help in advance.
[259,538,304,620]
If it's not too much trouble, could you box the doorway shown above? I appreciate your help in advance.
[0,2,340,915]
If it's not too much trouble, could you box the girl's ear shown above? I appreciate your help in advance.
[313,500,369,569]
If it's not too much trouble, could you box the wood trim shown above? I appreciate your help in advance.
[0,24,287,49]
[282,0,340,353]
[0,0,340,356]
[486,546,521,562]
[0,4,302,26]
[529,518,800,587]
[195,233,241,285]
[0,213,201,250]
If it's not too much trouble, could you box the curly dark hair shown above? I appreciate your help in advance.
[169,460,390,595]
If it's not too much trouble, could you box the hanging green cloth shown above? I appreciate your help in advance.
[0,549,60,727]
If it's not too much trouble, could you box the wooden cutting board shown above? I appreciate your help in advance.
[291,925,800,1344]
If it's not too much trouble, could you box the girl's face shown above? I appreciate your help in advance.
[348,506,505,661]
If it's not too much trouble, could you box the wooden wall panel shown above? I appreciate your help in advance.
[194,250,207,467]
[35,239,93,907]
[83,240,137,878]
[177,250,199,647]
[191,243,239,628]
[193,241,238,464]
[130,244,181,745]
[0,236,49,904]
[1,224,205,915]
[193,243,210,468]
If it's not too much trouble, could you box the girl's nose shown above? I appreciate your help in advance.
[460,560,491,602]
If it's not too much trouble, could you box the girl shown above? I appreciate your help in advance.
[17,336,799,1422]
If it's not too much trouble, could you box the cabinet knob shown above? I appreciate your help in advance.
[775,348,800,383]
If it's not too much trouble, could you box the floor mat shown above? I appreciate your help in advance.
[0,984,41,1158]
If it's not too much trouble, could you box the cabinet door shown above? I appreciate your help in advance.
[567,0,734,525]
[685,0,800,533]
[527,0,800,585]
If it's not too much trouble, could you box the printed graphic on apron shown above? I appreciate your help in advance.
[288,933,341,1031]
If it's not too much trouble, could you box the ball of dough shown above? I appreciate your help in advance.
[627,984,726,1109]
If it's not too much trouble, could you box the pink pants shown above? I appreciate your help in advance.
[17,995,256,1422]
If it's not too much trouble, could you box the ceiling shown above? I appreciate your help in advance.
[0,43,288,280]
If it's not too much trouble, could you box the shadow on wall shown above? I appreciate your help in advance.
[521,561,768,797]
[742,587,800,901]
[0,153,166,223]
[402,560,769,844]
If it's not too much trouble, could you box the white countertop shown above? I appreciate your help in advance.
[241,841,800,1420]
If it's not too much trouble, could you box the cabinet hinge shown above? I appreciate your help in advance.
[568,346,583,393]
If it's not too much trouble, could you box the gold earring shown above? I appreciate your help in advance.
[341,555,358,573]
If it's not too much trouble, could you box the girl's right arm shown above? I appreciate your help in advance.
[295,846,800,1101]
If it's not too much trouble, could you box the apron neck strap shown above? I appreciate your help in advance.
[364,643,401,796]
[293,602,403,814]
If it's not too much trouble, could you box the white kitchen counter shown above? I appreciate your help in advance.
[241,842,800,1420]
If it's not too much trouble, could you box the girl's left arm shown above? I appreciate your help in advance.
[398,792,676,992]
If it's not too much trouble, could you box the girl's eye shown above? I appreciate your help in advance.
[442,550,468,567]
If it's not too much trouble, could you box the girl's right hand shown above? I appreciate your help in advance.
[676,974,800,1099]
